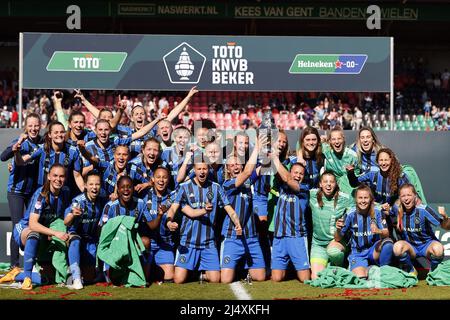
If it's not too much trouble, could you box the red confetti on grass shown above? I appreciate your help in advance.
[60,292,77,300]
[275,287,409,300]
[89,291,113,297]
[95,282,113,287]
[23,284,59,295]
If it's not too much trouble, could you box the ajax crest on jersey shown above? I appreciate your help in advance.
[35,201,42,210]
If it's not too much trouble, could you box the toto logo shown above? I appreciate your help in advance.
[163,42,206,84]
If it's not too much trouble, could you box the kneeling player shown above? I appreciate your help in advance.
[1,165,70,290]
[391,184,450,275]
[221,135,266,283]
[335,185,393,278]
[168,160,242,284]
[142,166,178,283]
[271,155,310,282]
[64,171,107,289]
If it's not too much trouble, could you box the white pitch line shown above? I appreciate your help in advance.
[229,281,252,300]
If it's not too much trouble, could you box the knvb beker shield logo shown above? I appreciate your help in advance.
[163,42,206,84]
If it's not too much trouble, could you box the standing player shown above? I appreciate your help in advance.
[100,176,151,284]
[78,142,135,200]
[309,171,353,279]
[295,126,324,190]
[220,135,266,283]
[161,126,192,189]
[82,117,160,175]
[351,127,383,174]
[1,113,43,271]
[391,184,450,275]
[335,185,393,278]
[167,159,242,284]
[129,138,164,195]
[117,87,198,157]
[321,126,359,196]
[347,148,409,213]
[64,171,107,289]
[12,121,84,195]
[1,164,71,290]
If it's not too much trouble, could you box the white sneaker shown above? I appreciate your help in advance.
[67,278,83,290]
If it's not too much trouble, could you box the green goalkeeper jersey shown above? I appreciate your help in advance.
[309,188,354,246]
[321,143,359,195]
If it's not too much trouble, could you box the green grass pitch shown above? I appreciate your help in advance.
[0,280,449,300]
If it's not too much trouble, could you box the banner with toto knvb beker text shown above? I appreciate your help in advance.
[22,33,391,92]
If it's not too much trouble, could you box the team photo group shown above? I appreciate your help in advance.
[0,86,448,291]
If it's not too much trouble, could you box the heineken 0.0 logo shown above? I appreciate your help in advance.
[46,51,128,72]
[289,54,367,74]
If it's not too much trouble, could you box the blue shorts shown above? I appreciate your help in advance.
[410,240,436,258]
[151,243,175,265]
[220,237,265,269]
[271,237,310,271]
[13,222,27,251]
[175,245,220,271]
[348,241,380,270]
[253,198,268,217]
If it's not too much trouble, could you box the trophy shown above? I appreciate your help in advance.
[258,111,275,175]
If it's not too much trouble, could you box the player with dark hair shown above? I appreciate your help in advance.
[129,137,165,195]
[309,171,353,279]
[64,171,107,289]
[100,175,152,284]
[296,126,324,190]
[351,127,384,174]
[142,166,178,283]
[346,147,410,215]
[391,184,450,275]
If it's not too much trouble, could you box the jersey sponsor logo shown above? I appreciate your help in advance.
[405,227,422,233]
[354,231,373,237]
